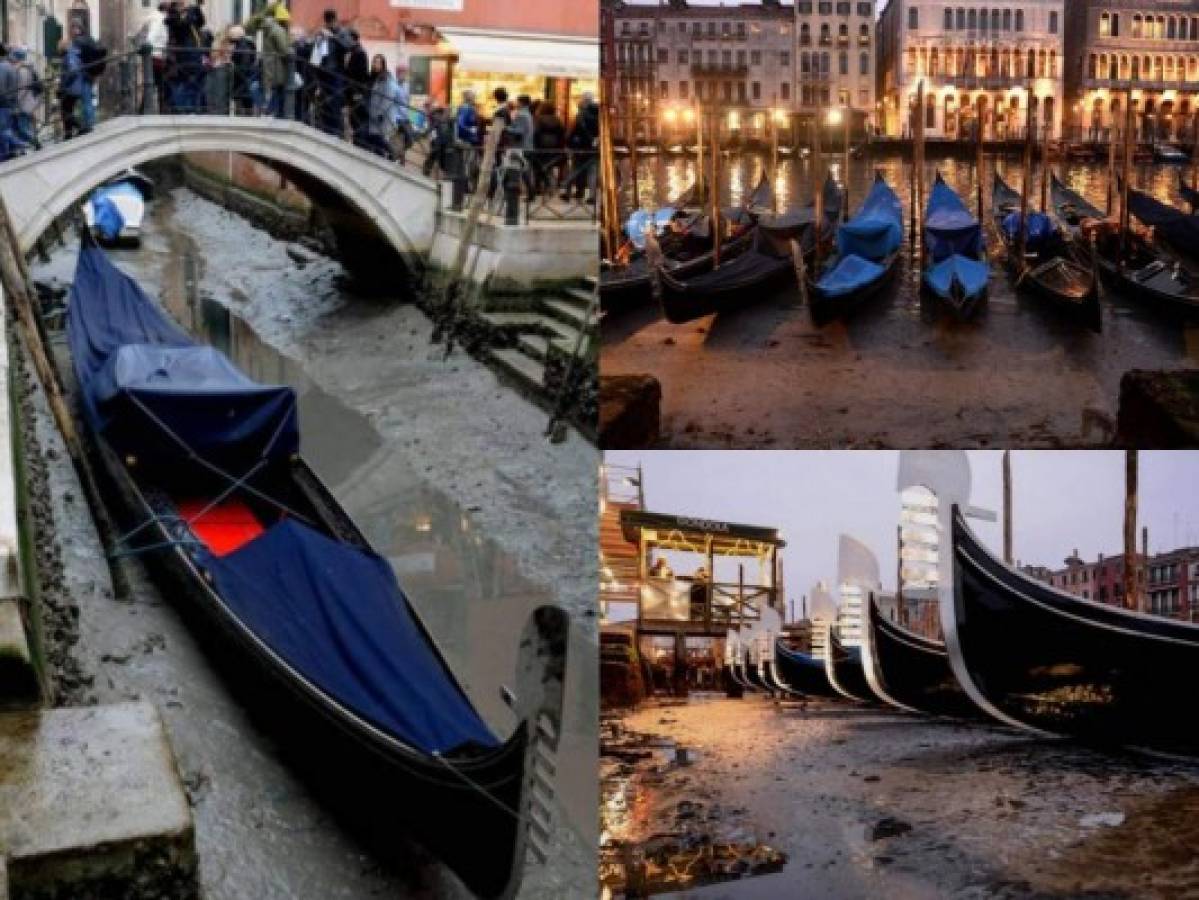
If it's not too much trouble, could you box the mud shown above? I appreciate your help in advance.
[607,695,1199,898]
[603,154,1199,448]
[25,186,597,898]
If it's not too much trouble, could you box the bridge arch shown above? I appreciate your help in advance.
[0,116,440,273]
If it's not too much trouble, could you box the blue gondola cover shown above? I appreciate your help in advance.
[67,243,299,466]
[818,253,886,297]
[624,206,677,249]
[201,519,499,754]
[90,193,126,241]
[1000,210,1057,249]
[836,176,903,260]
[924,254,989,300]
[925,177,983,261]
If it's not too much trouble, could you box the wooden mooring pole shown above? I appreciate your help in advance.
[1002,449,1013,565]
[1124,449,1139,611]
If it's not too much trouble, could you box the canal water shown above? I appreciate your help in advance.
[604,152,1199,448]
[32,185,594,898]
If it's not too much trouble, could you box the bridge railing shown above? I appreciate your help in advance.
[2,45,599,227]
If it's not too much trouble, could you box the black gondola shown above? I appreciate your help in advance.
[860,592,980,719]
[948,504,1199,756]
[65,238,567,898]
[807,173,904,324]
[763,658,807,700]
[823,626,874,703]
[1179,170,1199,212]
[1126,182,1199,269]
[775,639,837,697]
[1050,174,1199,318]
[991,173,1101,332]
[656,177,842,324]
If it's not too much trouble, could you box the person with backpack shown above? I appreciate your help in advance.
[422,104,453,178]
[532,101,566,197]
[244,2,290,118]
[0,47,22,161]
[311,8,351,137]
[165,0,207,113]
[55,37,86,140]
[10,47,42,150]
[563,92,599,203]
[225,26,257,115]
[71,25,106,131]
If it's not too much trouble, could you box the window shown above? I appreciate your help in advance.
[1015,9,1023,31]
[679,49,689,64]
[822,52,831,73]
[657,20,665,32]
[908,7,918,29]
[860,51,870,74]
[752,49,762,65]
[722,21,731,36]
[722,50,732,66]
[801,51,811,74]
[621,22,630,34]
[737,22,746,37]
[752,81,761,99]
[821,22,832,43]
[798,1,813,12]
[980,6,988,31]
[945,8,953,29]
[781,82,790,100]
[679,81,689,99]
[781,51,791,66]
[707,21,716,36]
[658,48,669,64]
[858,2,872,16]
[967,9,976,29]
[659,81,668,99]
[723,81,732,101]
[737,82,746,101]
[1002,9,1011,31]
[691,22,701,36]
[840,51,849,74]
[820,1,832,13]
[1049,11,1058,34]
[991,9,999,30]
[1112,13,1119,37]
[678,22,686,33]
[860,23,870,42]
[638,22,648,35]
[1100,12,1110,36]
[737,50,746,67]
[956,8,965,29]
[1133,14,1142,39]
[708,49,717,64]
[839,23,849,41]
[837,1,850,14]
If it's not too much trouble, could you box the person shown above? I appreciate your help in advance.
[422,104,453,178]
[165,0,207,113]
[70,24,102,130]
[532,100,566,196]
[358,53,397,158]
[144,3,170,112]
[11,47,42,150]
[510,94,536,198]
[563,92,598,202]
[245,2,290,118]
[455,88,481,146]
[491,86,511,129]
[650,558,674,579]
[226,26,257,115]
[56,37,86,139]
[312,8,350,136]
[0,47,21,161]
[344,29,369,138]
[291,27,314,123]
[391,63,413,161]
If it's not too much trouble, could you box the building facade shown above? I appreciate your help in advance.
[604,0,876,145]
[1063,0,1199,143]
[876,0,1066,139]
[1036,546,1199,620]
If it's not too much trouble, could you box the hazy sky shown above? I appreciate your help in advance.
[604,451,1199,612]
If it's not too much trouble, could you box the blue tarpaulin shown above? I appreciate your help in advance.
[817,253,886,297]
[924,176,983,262]
[836,176,903,261]
[67,243,299,466]
[624,207,677,249]
[1000,210,1057,249]
[924,254,990,300]
[91,194,126,241]
[201,519,499,754]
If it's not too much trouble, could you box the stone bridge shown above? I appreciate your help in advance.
[0,115,440,276]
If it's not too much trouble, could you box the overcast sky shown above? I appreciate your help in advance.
[604,451,1199,612]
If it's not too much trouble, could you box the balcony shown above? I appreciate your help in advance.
[1084,76,1198,92]
[691,62,750,77]
[944,74,1023,89]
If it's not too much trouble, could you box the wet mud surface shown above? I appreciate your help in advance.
[604,695,1199,899]
[602,154,1199,448]
[26,184,596,898]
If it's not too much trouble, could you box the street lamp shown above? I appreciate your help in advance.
[829,106,850,220]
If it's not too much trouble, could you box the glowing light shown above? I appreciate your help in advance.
[728,110,740,129]
[772,107,788,124]
[827,108,843,126]
[682,107,695,123]
[663,107,678,124]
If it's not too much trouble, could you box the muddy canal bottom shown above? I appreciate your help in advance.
[604,695,1199,899]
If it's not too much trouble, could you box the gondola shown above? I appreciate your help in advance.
[1050,174,1199,318]
[1126,182,1199,268]
[922,172,989,319]
[808,173,904,323]
[84,176,150,247]
[774,639,838,697]
[656,176,842,324]
[948,504,1199,756]
[763,655,807,700]
[601,177,767,313]
[823,625,874,703]
[65,236,566,898]
[860,592,981,719]
[991,173,1100,332]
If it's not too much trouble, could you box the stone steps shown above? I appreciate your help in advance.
[489,347,548,395]
[0,703,198,898]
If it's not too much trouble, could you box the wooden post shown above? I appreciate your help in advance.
[1003,449,1013,565]
[842,107,851,222]
[909,96,917,252]
[1120,91,1134,264]
[0,197,129,599]
[915,80,926,253]
[599,99,623,261]
[1124,449,1138,611]
[770,113,779,214]
[1039,120,1050,213]
[976,94,985,225]
[710,114,721,269]
[627,96,640,213]
[1106,119,1117,216]
[1017,87,1034,267]
[896,524,905,626]
[696,103,705,202]
[811,114,824,272]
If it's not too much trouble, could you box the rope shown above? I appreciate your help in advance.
[431,749,523,822]
[108,537,205,560]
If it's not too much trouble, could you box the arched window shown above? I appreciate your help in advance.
[991,9,999,31]
[967,8,976,29]
[1131,56,1140,79]
[1015,9,1024,31]
[801,22,810,42]
[1002,9,1011,31]
[1111,13,1119,37]
[1132,15,1142,39]
[930,47,939,76]
[839,51,848,74]
[980,7,989,31]
[944,7,953,29]
[1026,48,1035,78]
[1169,16,1177,39]
[801,51,811,74]
[821,22,831,41]
[860,23,869,42]
[925,92,936,129]
[1100,12,1110,36]
[1048,50,1056,79]
[860,52,870,75]
[905,47,917,74]
[908,6,918,29]
[839,23,849,39]
[956,8,965,29]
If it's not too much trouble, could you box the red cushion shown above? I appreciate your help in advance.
[176,497,265,557]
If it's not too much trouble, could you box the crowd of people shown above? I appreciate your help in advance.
[2,3,601,205]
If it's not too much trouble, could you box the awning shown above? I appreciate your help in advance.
[437,27,598,79]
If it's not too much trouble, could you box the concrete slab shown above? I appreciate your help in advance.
[0,703,197,899]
